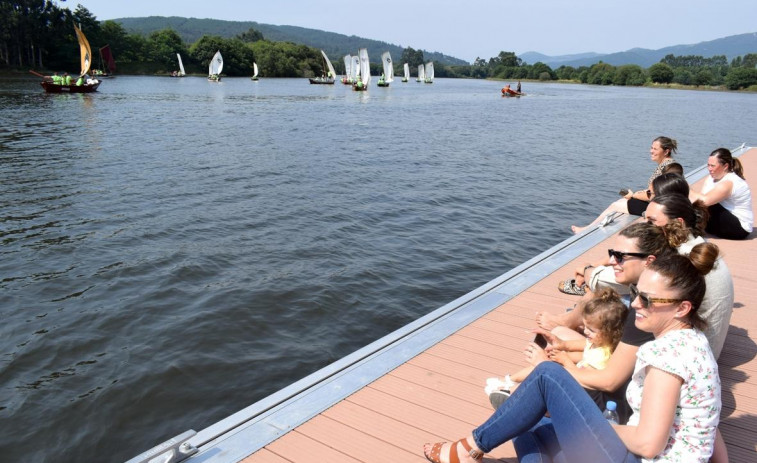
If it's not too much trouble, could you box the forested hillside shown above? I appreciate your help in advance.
[114,16,468,66]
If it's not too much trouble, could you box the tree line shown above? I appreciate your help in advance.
[3,1,756,90]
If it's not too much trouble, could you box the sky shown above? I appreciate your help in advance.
[68,0,757,63]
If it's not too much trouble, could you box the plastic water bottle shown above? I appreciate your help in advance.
[603,400,619,424]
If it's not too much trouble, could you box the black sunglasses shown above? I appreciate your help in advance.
[607,249,649,263]
[629,283,683,309]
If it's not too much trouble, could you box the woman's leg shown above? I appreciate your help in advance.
[571,199,630,234]
[472,362,636,462]
[707,203,750,240]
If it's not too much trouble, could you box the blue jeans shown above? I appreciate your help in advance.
[472,362,640,463]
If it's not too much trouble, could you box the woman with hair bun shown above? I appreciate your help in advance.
[690,147,753,239]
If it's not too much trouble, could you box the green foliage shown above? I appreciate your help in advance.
[724,67,757,90]
[236,28,264,43]
[613,64,646,86]
[249,40,321,77]
[661,54,728,68]
[400,47,424,69]
[586,62,615,85]
[648,62,674,83]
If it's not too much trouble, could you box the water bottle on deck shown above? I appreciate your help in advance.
[603,400,619,424]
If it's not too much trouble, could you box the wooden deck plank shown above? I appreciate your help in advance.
[239,147,757,463]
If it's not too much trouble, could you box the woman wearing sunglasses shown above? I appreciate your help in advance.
[645,193,734,359]
[422,246,721,463]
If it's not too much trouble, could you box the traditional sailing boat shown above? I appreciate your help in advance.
[402,63,409,82]
[208,50,223,81]
[352,48,371,91]
[38,24,100,93]
[377,51,393,87]
[95,44,115,77]
[341,54,352,84]
[309,50,336,84]
[416,64,425,83]
[424,62,434,83]
[251,62,259,81]
[172,53,186,77]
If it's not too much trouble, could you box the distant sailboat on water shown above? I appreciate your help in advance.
[208,50,223,81]
[353,48,371,91]
[417,64,425,82]
[172,53,186,77]
[341,54,352,84]
[309,50,336,84]
[424,62,434,83]
[251,62,259,81]
[377,51,393,87]
[402,63,409,82]
[96,44,115,77]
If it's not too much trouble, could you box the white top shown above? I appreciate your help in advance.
[626,329,720,462]
[702,171,754,232]
[677,236,734,359]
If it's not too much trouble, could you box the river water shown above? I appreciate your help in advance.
[1,75,755,462]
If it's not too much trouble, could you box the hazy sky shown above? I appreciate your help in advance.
[70,0,757,62]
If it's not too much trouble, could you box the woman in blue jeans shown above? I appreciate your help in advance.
[423,251,721,463]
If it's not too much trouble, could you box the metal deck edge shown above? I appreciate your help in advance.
[177,222,639,463]
[133,143,752,463]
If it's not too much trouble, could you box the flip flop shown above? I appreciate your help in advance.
[557,278,586,296]
[424,438,484,463]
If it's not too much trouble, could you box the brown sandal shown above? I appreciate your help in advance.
[424,438,484,463]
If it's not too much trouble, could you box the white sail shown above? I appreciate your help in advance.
[343,55,352,79]
[403,63,409,80]
[425,62,434,82]
[177,53,186,76]
[253,62,259,78]
[359,48,371,85]
[381,51,393,82]
[320,50,337,80]
[209,50,223,77]
[418,64,425,81]
[351,55,360,80]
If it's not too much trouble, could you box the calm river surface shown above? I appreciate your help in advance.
[1,75,755,462]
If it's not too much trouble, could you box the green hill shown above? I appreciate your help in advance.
[113,16,468,66]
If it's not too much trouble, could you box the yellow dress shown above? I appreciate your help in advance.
[576,339,611,370]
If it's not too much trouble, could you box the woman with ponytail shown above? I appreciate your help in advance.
[690,147,753,239]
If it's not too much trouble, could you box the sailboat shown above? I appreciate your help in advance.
[350,55,360,84]
[416,64,425,83]
[352,48,371,91]
[424,62,434,83]
[208,50,223,81]
[251,62,259,81]
[377,51,393,87]
[309,50,336,84]
[402,63,409,82]
[172,53,186,77]
[38,24,100,93]
[95,44,115,77]
[341,55,352,84]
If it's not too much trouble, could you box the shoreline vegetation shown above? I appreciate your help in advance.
[4,3,757,92]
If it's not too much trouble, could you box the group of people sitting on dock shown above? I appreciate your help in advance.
[45,71,98,86]
[423,138,753,462]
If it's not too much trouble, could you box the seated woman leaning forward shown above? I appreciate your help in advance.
[571,136,678,234]
[422,252,721,463]
[690,147,753,240]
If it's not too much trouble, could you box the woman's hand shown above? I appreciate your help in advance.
[524,342,549,366]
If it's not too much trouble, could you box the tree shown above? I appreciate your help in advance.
[236,27,264,43]
[400,47,424,69]
[724,67,757,90]
[648,62,674,83]
[613,64,646,86]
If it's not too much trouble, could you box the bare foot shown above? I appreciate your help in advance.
[536,311,562,331]
[524,342,549,367]
[423,436,483,463]
[571,225,586,234]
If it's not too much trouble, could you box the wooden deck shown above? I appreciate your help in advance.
[233,149,757,463]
